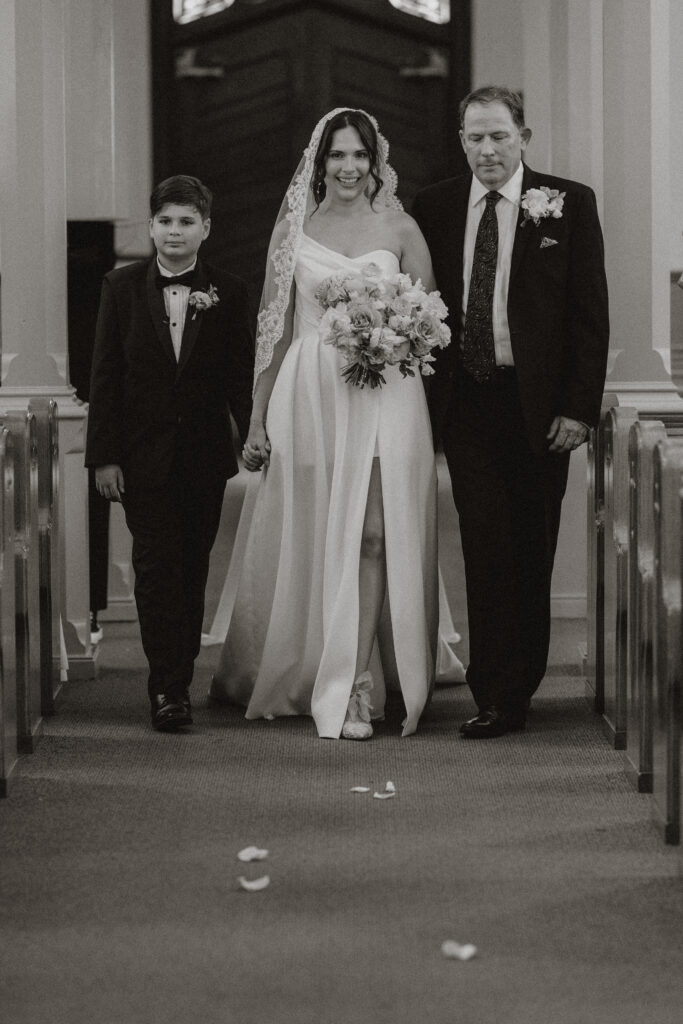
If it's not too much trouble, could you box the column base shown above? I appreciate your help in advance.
[66,643,100,681]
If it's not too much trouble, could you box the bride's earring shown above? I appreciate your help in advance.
[313,175,326,204]
[342,672,373,740]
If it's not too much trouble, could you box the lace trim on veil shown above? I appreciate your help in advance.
[253,108,404,393]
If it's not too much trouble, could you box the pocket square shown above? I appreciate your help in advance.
[540,236,558,249]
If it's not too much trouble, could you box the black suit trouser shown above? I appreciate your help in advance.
[88,468,110,614]
[122,469,226,699]
[442,369,570,714]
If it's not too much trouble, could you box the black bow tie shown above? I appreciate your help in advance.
[155,269,195,290]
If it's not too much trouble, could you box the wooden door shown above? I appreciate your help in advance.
[153,0,470,305]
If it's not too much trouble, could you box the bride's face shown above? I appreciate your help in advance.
[324,126,371,201]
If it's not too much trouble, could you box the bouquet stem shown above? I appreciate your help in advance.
[341,362,386,389]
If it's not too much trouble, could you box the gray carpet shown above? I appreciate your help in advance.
[2,469,683,1024]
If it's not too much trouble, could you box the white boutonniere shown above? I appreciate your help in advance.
[520,186,566,227]
[188,284,220,320]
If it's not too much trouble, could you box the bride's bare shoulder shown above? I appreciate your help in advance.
[382,207,419,232]
[383,208,426,244]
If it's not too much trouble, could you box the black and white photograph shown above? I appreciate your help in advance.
[1,1,683,1021]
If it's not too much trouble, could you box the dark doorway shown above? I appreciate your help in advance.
[152,0,470,305]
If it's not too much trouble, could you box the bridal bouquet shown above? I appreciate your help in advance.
[316,262,451,389]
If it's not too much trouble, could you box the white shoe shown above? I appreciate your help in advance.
[342,671,373,740]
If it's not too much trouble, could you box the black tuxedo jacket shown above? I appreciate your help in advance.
[412,164,610,455]
[85,257,254,492]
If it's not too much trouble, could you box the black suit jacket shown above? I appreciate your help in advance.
[85,257,254,492]
[412,164,610,455]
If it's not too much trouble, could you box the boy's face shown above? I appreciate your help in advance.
[149,203,210,267]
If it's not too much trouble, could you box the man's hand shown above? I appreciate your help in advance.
[95,464,125,502]
[547,416,588,453]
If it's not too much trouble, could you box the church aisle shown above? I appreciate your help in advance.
[1,469,682,1024]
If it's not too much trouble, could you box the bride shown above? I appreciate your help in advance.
[209,108,462,739]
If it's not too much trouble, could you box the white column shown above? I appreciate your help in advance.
[105,0,154,622]
[566,0,605,213]
[64,0,153,625]
[0,0,71,390]
[547,0,606,618]
[521,0,552,171]
[472,0,525,91]
[603,0,677,399]
[0,0,95,679]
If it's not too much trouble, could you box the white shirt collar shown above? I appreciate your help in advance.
[156,256,198,277]
[469,161,524,207]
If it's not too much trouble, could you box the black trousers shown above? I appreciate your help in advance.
[122,471,226,699]
[88,469,110,614]
[442,369,570,715]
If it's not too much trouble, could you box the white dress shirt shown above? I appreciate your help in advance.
[157,257,197,361]
[462,162,524,367]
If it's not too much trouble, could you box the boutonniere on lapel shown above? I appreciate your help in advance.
[519,186,566,227]
[188,284,220,320]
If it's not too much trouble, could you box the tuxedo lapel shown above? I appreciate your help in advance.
[448,177,471,299]
[509,163,535,287]
[145,260,177,366]
[176,259,208,377]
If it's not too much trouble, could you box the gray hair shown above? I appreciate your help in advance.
[459,86,526,130]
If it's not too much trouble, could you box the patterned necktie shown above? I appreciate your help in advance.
[462,190,501,382]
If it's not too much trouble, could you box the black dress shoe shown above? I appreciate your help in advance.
[150,694,192,732]
[460,706,526,739]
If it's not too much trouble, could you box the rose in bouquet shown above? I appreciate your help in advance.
[316,262,450,389]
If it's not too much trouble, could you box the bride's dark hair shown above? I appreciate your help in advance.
[311,110,384,212]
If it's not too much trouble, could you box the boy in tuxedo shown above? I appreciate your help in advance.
[86,175,253,731]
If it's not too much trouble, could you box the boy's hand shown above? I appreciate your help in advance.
[95,464,125,502]
[243,421,271,472]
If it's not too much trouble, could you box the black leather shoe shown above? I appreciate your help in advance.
[150,694,192,732]
[460,706,526,739]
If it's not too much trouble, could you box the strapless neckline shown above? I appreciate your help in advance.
[301,233,399,264]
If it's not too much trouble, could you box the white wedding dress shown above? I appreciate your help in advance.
[209,235,463,737]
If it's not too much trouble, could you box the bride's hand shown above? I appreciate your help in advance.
[242,421,271,471]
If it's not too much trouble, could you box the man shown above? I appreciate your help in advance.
[413,86,609,738]
[86,175,253,731]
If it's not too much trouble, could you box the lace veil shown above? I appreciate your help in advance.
[253,108,403,393]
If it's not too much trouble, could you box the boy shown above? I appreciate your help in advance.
[86,175,253,731]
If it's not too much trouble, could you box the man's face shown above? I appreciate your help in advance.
[459,101,530,190]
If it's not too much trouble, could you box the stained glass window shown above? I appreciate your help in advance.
[173,0,236,25]
[388,0,450,23]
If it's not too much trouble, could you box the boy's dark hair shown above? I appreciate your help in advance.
[150,175,213,219]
